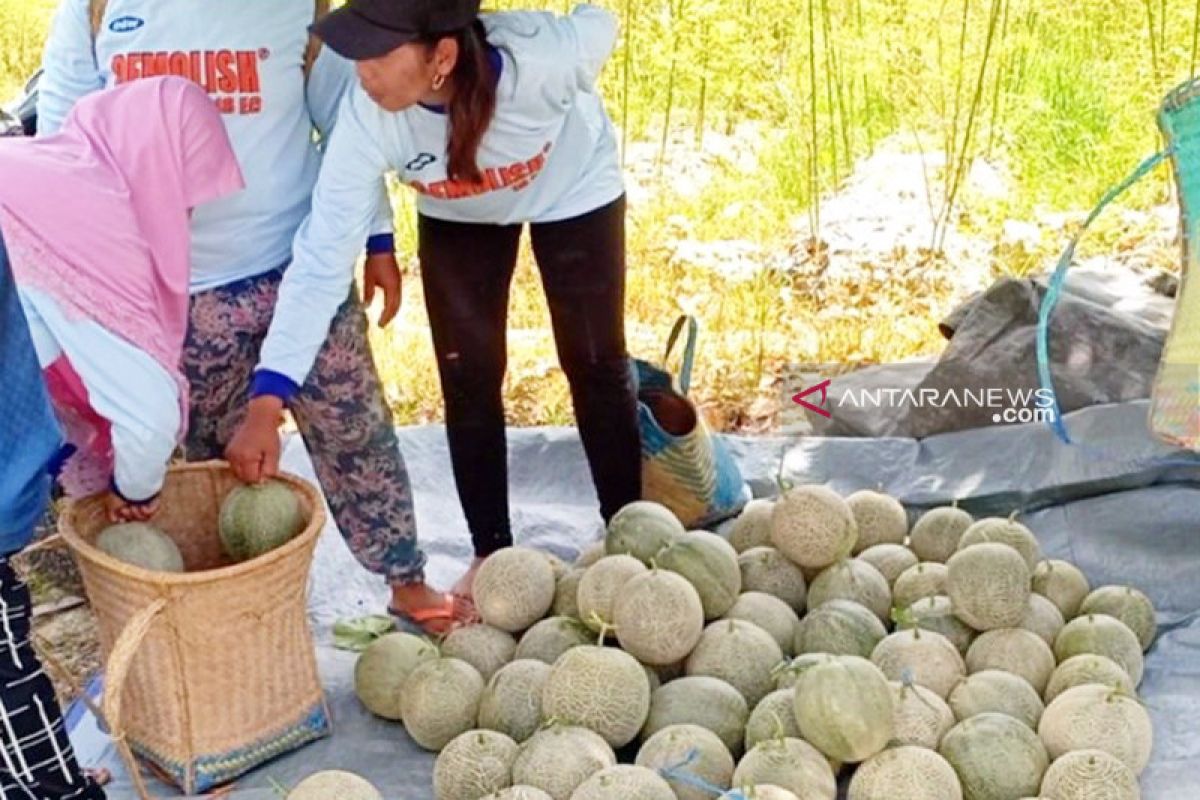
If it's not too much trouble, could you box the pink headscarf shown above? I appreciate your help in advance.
[0,76,243,495]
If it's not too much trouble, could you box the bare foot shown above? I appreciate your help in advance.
[451,557,486,606]
[390,582,471,636]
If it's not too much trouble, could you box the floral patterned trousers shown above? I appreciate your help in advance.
[182,267,426,585]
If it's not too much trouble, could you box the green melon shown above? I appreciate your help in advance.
[899,595,976,655]
[433,730,519,800]
[353,632,438,721]
[480,788,554,800]
[400,657,485,751]
[769,485,858,569]
[474,547,557,633]
[846,491,909,554]
[478,659,551,743]
[870,628,965,699]
[910,506,974,563]
[738,547,807,611]
[893,563,949,609]
[1079,585,1157,652]
[847,746,963,800]
[658,533,743,620]
[807,560,892,623]
[946,543,1031,631]
[730,499,777,553]
[96,522,184,573]
[888,680,955,750]
[510,726,615,800]
[686,619,784,708]
[218,480,304,561]
[286,770,382,800]
[937,713,1049,800]
[552,568,585,618]
[743,688,801,751]
[577,555,648,634]
[723,592,800,657]
[772,653,832,691]
[957,516,1041,571]
[1038,684,1152,775]
[1019,593,1066,648]
[1044,654,1135,704]
[795,599,887,659]
[948,670,1044,730]
[857,544,919,586]
[965,628,1056,695]
[570,765,676,800]
[1031,560,1091,619]
[1053,614,1144,686]
[515,617,592,665]
[637,723,735,800]
[794,655,894,763]
[606,501,686,563]
[732,738,837,800]
[1038,749,1140,800]
[642,676,750,756]
[614,570,705,665]
[542,646,651,748]
[440,624,517,682]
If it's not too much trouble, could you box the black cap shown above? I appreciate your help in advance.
[312,0,482,61]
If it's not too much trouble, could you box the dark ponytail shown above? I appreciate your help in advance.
[433,20,496,184]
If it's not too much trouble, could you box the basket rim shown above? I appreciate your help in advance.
[59,460,327,586]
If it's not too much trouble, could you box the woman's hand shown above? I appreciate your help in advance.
[363,252,402,327]
[226,396,285,483]
[104,492,160,523]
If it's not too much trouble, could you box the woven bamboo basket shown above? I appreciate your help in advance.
[58,461,330,798]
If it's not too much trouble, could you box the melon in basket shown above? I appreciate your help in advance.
[218,479,304,561]
[96,522,184,573]
[287,770,382,800]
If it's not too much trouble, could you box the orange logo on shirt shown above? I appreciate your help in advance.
[409,143,552,200]
[111,50,265,115]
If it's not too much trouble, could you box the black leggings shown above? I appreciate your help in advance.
[418,194,641,558]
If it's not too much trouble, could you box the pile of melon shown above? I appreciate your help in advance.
[95,479,305,572]
[353,490,1158,800]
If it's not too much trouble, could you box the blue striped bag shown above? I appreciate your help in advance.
[632,315,751,528]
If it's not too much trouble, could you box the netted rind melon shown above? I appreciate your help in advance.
[577,555,648,633]
[770,485,858,569]
[846,491,908,554]
[433,729,519,800]
[1053,614,1144,686]
[743,689,801,751]
[893,563,949,609]
[481,789,554,800]
[353,632,438,720]
[686,619,784,708]
[957,517,1041,571]
[511,726,616,800]
[937,713,1049,800]
[723,592,801,657]
[642,676,750,755]
[286,770,382,800]
[794,656,894,763]
[946,543,1030,631]
[542,646,651,748]
[738,547,807,611]
[541,551,567,579]
[606,501,686,563]
[575,541,607,569]
[96,522,185,573]
[569,765,676,800]
[1044,654,1135,703]
[730,499,777,553]
[400,658,485,751]
[900,595,976,655]
[478,660,552,743]
[910,506,974,563]
[847,746,963,800]
[1032,560,1090,619]
[1079,585,1157,651]
[857,544,919,586]
[1038,749,1140,800]
[658,532,743,620]
[515,617,592,665]
[553,569,585,618]
[871,629,965,699]
[965,628,1055,695]
[795,599,887,659]
[614,570,705,665]
[807,560,892,623]
[719,787,800,800]
[888,680,955,750]
[474,547,557,633]
[1038,684,1152,775]
[637,723,735,800]
[732,738,837,800]
[1019,593,1066,648]
[441,624,517,682]
[948,670,1044,730]
[218,480,304,562]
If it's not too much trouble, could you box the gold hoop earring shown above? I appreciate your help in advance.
[431,73,446,91]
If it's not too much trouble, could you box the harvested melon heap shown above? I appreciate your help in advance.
[351,494,1158,800]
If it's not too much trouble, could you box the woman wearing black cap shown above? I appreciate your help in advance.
[230,0,640,607]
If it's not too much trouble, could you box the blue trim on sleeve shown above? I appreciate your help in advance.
[366,233,395,255]
[251,369,300,403]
